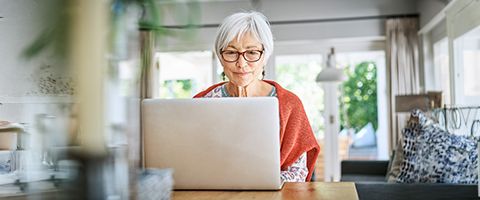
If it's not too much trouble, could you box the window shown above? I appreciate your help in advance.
[454,26,480,99]
[275,54,325,137]
[433,38,451,105]
[451,25,480,106]
[156,51,213,98]
[275,54,326,181]
[446,0,480,106]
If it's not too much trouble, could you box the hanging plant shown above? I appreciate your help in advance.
[22,0,201,59]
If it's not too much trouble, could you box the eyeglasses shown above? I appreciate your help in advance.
[220,50,264,62]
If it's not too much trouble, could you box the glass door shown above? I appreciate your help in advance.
[274,47,387,182]
[336,51,388,161]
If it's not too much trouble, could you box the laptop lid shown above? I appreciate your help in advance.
[142,97,282,190]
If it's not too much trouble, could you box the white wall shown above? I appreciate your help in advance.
[416,0,450,28]
[160,0,417,25]
[0,0,72,99]
[0,0,72,126]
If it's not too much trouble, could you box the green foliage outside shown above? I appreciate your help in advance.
[159,79,193,98]
[340,61,378,132]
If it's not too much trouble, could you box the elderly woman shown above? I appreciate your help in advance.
[194,11,320,182]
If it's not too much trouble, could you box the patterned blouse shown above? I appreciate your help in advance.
[202,83,308,182]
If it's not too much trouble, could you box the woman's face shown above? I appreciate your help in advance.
[220,32,266,87]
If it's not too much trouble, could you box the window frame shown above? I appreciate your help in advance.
[446,0,480,106]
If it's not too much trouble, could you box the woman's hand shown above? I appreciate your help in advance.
[237,86,248,97]
[227,82,249,97]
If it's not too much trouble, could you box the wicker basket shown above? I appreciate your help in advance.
[138,168,174,200]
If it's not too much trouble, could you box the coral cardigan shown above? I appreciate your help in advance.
[193,80,320,181]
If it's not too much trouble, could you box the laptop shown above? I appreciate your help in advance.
[142,97,283,190]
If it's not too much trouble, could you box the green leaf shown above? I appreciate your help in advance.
[340,61,378,132]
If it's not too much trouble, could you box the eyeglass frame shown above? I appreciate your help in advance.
[220,49,264,63]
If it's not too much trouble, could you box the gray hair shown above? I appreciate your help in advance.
[214,11,274,62]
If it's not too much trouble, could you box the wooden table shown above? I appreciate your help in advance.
[173,182,359,200]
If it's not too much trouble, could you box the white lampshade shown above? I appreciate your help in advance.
[316,67,346,82]
[316,47,346,82]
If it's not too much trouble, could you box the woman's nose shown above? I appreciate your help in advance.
[236,55,247,68]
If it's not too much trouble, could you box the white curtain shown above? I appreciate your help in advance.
[386,17,421,151]
[140,31,157,100]
[139,30,157,167]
